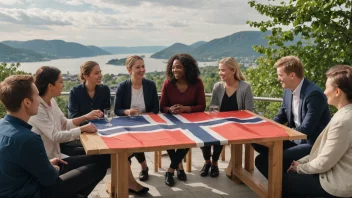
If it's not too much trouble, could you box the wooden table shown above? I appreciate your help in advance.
[80,110,306,198]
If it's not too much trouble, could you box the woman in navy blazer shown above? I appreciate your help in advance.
[114,55,159,182]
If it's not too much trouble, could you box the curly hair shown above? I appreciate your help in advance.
[165,54,200,84]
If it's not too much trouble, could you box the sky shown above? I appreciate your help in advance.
[0,0,270,47]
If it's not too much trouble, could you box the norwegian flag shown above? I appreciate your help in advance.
[92,111,288,149]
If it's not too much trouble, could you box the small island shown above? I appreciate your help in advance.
[106,55,145,66]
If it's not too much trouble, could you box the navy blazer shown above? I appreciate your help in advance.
[114,78,159,116]
[68,83,111,119]
[274,78,331,145]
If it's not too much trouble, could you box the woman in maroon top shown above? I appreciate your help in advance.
[160,53,206,187]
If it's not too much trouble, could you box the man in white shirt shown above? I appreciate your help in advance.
[253,56,331,178]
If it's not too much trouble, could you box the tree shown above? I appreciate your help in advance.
[0,63,27,117]
[245,0,351,118]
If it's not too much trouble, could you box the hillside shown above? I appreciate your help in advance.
[102,46,166,54]
[151,31,271,61]
[150,43,193,59]
[2,40,110,59]
[0,43,48,62]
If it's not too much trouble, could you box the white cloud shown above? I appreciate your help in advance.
[0,0,268,46]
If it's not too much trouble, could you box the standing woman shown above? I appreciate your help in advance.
[114,55,159,181]
[160,53,206,186]
[66,61,111,156]
[202,57,254,178]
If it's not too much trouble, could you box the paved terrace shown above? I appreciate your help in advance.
[89,146,265,198]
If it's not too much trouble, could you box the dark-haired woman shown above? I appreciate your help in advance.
[65,61,111,156]
[281,65,352,198]
[29,66,149,195]
[160,54,206,187]
[114,55,159,181]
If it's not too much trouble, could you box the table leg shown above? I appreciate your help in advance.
[244,144,254,172]
[268,141,283,198]
[110,152,129,198]
[158,151,162,168]
[230,144,243,183]
[154,151,158,172]
[186,148,192,172]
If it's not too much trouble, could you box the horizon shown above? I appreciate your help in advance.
[0,0,271,46]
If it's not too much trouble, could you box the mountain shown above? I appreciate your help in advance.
[150,43,193,59]
[0,43,48,62]
[151,31,272,61]
[2,40,110,59]
[189,41,206,48]
[102,46,166,54]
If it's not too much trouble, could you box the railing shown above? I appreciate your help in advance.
[60,92,283,102]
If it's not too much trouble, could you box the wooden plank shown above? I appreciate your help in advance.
[158,151,162,168]
[230,144,242,183]
[233,167,268,198]
[154,151,158,172]
[244,144,254,172]
[80,133,109,155]
[268,141,283,198]
[117,152,129,198]
[186,149,192,172]
[221,146,226,161]
[245,110,306,140]
[110,154,117,198]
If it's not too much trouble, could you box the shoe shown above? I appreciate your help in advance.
[139,167,149,181]
[177,169,187,181]
[200,163,211,177]
[210,165,219,177]
[165,172,175,186]
[128,187,149,195]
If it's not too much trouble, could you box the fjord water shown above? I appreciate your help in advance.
[19,53,217,75]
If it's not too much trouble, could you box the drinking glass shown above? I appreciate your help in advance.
[104,109,113,126]
[130,105,140,117]
[209,105,219,118]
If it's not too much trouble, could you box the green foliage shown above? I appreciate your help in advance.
[245,0,352,118]
[0,63,27,118]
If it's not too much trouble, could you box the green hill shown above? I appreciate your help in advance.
[0,43,48,62]
[150,43,193,59]
[2,40,110,59]
[151,31,271,61]
[102,46,166,54]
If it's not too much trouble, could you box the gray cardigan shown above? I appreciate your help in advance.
[210,81,255,112]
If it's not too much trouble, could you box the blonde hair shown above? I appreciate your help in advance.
[125,55,143,70]
[274,56,304,78]
[79,61,99,82]
[219,57,246,81]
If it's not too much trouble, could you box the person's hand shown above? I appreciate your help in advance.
[128,108,139,116]
[287,160,300,173]
[85,110,103,120]
[50,158,68,166]
[169,104,179,114]
[53,165,60,171]
[81,122,97,133]
[173,104,188,114]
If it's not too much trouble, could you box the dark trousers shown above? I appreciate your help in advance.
[128,152,146,164]
[60,140,86,156]
[282,172,338,198]
[200,145,223,162]
[167,148,189,169]
[41,154,110,198]
[253,140,312,178]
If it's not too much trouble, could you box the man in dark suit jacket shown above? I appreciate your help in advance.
[254,56,331,178]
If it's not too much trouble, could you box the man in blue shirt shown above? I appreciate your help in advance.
[0,75,108,198]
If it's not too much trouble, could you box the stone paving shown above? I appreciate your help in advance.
[89,146,264,198]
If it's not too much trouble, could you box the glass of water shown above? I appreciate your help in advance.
[209,105,219,118]
[130,105,140,117]
[104,109,113,126]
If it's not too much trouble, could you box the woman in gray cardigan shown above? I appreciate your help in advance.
[200,57,254,178]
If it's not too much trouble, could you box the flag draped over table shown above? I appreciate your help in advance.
[92,111,288,149]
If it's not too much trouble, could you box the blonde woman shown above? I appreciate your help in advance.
[114,55,159,182]
[202,57,254,178]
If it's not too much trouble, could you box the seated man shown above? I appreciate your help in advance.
[253,56,331,178]
[0,75,108,198]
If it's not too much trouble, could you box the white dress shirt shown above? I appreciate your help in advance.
[28,97,81,159]
[130,86,146,114]
[292,78,304,128]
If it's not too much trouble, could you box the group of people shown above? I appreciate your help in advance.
[0,53,351,198]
